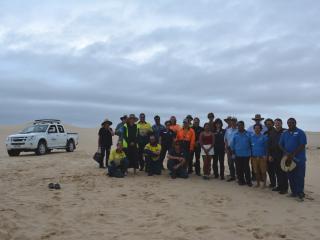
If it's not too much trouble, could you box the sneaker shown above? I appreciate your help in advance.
[202,176,210,180]
[279,190,288,195]
[297,194,305,202]
[238,181,246,186]
[288,193,298,198]
[272,187,280,192]
[227,177,236,182]
[247,182,253,187]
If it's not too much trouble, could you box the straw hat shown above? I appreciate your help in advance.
[252,114,264,121]
[224,116,232,123]
[281,156,297,172]
[128,114,139,122]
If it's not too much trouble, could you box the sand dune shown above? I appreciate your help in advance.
[0,124,320,240]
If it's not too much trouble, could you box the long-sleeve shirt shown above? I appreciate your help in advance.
[231,131,251,157]
[267,128,285,159]
[176,128,196,151]
[109,149,126,166]
[224,127,238,147]
[250,134,268,157]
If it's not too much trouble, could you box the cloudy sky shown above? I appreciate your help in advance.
[0,0,319,130]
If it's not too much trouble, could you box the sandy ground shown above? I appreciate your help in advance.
[0,124,320,240]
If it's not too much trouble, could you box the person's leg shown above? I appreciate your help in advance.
[138,143,145,171]
[159,145,168,169]
[212,154,219,178]
[203,155,210,178]
[251,157,260,187]
[105,147,111,168]
[120,158,129,174]
[155,160,162,175]
[261,157,268,188]
[267,160,276,188]
[218,151,225,179]
[296,161,306,198]
[195,146,201,176]
[188,150,194,174]
[167,159,176,177]
[236,157,245,184]
[100,146,106,168]
[288,169,297,196]
[177,166,189,178]
[244,157,252,186]
[108,163,117,177]
[227,152,236,180]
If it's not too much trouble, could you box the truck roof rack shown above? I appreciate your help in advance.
[33,119,61,124]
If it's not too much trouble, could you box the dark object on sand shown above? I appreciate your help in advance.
[48,183,55,189]
[54,183,61,190]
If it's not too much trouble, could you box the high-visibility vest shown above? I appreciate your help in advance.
[122,123,139,148]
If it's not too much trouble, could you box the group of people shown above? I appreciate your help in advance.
[96,112,307,202]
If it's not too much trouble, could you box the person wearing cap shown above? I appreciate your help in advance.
[268,118,288,194]
[279,118,307,202]
[98,119,114,169]
[144,135,162,176]
[250,123,268,188]
[137,113,153,171]
[108,142,129,178]
[169,116,181,133]
[115,115,128,142]
[213,118,226,180]
[264,118,277,188]
[176,119,196,173]
[159,120,176,169]
[230,121,252,187]
[122,114,139,174]
[206,112,216,133]
[191,117,203,176]
[247,114,268,135]
[224,117,238,182]
[167,142,188,179]
[152,115,166,142]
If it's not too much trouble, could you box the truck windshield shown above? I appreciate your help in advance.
[20,125,49,134]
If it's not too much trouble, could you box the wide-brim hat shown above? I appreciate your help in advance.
[129,114,139,122]
[224,116,232,123]
[281,156,297,172]
[207,112,214,118]
[252,114,264,121]
[120,115,128,121]
[101,118,112,126]
[186,115,193,120]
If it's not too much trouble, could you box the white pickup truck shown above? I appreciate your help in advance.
[5,119,79,156]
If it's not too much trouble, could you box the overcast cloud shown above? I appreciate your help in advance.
[0,0,319,130]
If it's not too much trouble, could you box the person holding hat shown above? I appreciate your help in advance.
[98,118,114,169]
[206,112,216,133]
[169,116,181,133]
[279,118,307,202]
[137,113,153,171]
[115,115,128,142]
[122,114,139,174]
[224,117,238,182]
[152,115,166,142]
[176,119,196,174]
[247,114,267,135]
[213,118,226,180]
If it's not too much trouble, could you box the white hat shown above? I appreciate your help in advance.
[281,156,297,172]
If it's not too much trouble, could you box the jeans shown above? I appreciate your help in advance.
[190,144,201,175]
[138,139,148,170]
[288,161,306,195]
[108,158,129,178]
[213,149,225,178]
[145,156,162,175]
[100,146,111,168]
[227,151,236,179]
[274,155,288,191]
[267,160,277,187]
[235,156,251,184]
[167,159,188,178]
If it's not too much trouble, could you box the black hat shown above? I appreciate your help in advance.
[186,115,193,120]
[120,115,128,121]
[101,118,113,126]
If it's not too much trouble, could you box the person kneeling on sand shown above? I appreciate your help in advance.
[144,135,162,176]
[167,142,188,179]
[108,142,129,178]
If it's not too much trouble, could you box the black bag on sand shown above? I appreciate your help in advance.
[93,149,102,164]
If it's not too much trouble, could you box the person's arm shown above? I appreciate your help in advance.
[190,129,196,152]
[109,127,115,136]
[98,129,102,147]
[290,131,307,159]
[199,132,207,152]
[167,154,180,161]
[209,133,215,151]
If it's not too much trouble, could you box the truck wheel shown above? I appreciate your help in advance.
[36,141,47,155]
[8,150,21,157]
[66,140,75,152]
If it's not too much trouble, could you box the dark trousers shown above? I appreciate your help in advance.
[235,156,251,184]
[267,160,277,187]
[227,151,236,178]
[124,145,139,169]
[108,158,129,177]
[190,145,201,175]
[159,145,170,168]
[138,140,148,170]
[167,159,188,178]
[145,156,162,175]
[288,161,305,195]
[274,156,288,191]
[100,146,111,168]
[213,150,225,178]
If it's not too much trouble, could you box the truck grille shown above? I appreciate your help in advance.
[11,137,27,145]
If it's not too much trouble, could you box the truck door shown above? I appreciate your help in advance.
[57,125,68,147]
[47,125,59,147]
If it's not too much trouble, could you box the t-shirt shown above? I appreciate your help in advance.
[168,149,185,160]
[137,122,152,137]
[144,143,161,161]
[279,128,307,163]
[98,127,113,147]
[214,129,226,151]
[109,149,126,166]
[250,134,268,157]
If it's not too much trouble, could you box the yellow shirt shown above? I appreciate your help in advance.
[144,143,161,161]
[109,149,126,166]
[137,122,152,137]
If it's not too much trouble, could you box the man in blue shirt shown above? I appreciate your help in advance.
[152,115,166,141]
[224,117,238,182]
[279,118,307,202]
[231,121,252,187]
